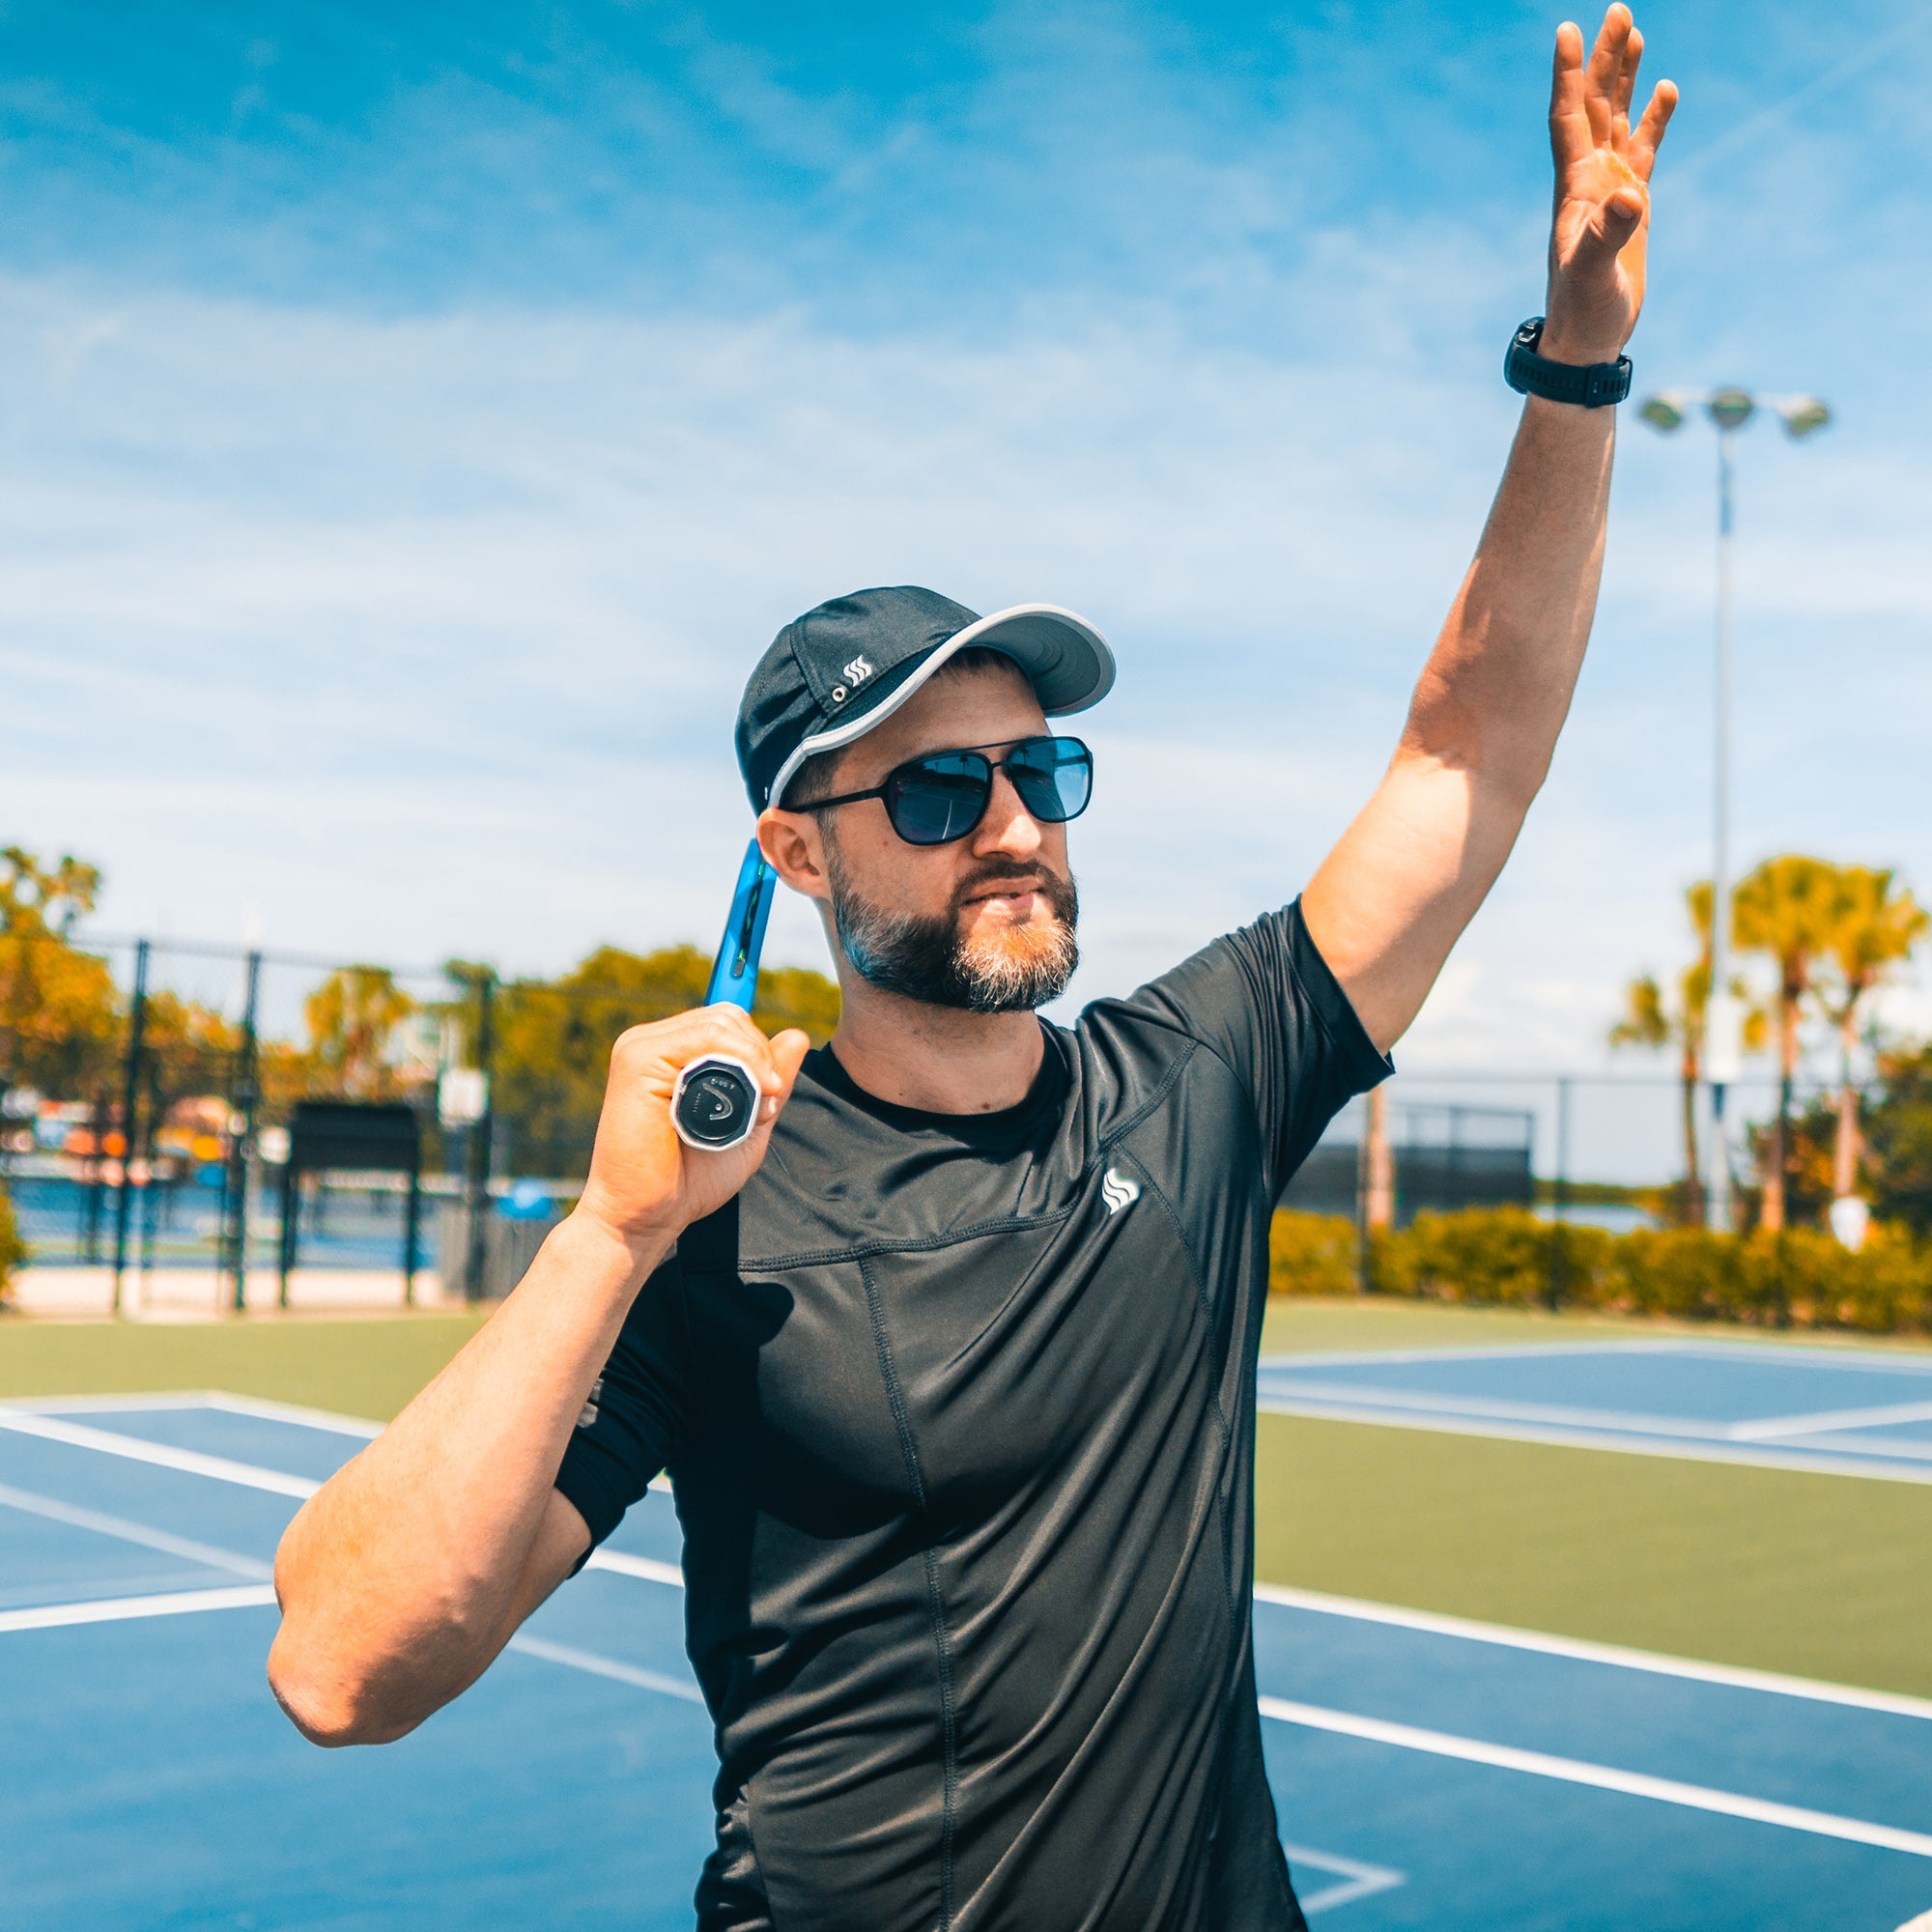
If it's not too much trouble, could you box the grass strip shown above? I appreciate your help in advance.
[0,1312,485,1421]
[1255,1409,1932,1700]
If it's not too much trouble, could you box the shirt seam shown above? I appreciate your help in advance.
[1113,1147,1242,1630]
[725,1049,1199,1274]
[858,1254,958,1932]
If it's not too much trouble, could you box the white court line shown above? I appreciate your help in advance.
[507,1633,705,1704]
[1252,1584,1932,1723]
[586,1548,685,1587]
[0,1392,248,1416]
[0,1410,322,1499]
[0,1584,275,1634]
[1255,1395,1932,1485]
[1258,1342,1682,1371]
[0,1479,270,1580]
[16,1403,1927,1709]
[1768,1431,1932,1464]
[1733,1399,1932,1441]
[13,1410,1932,1860]
[1257,1376,1742,1441]
[199,1392,383,1438]
[1259,1338,1932,1375]
[0,1391,384,1437]
[1259,1696,1932,1860]
[0,1394,679,1496]
[1282,1842,1405,1915]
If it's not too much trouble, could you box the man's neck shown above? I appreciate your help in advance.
[828,978,1046,1114]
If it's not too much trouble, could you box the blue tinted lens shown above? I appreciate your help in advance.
[888,753,992,843]
[1007,737,1093,823]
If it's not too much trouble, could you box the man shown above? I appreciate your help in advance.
[269,12,1674,1927]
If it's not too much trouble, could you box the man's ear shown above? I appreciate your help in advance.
[758,807,831,902]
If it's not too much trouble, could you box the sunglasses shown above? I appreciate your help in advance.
[803,734,1094,846]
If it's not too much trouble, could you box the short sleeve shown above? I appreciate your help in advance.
[553,1251,692,1553]
[1126,897,1391,1199]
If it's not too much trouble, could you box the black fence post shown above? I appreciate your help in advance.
[110,939,150,1314]
[83,1087,108,1263]
[220,950,262,1313]
[403,1140,421,1307]
[1547,1076,1572,1311]
[278,1157,299,1308]
[463,971,497,1303]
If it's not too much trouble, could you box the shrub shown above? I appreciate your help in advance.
[1315,1203,1932,1338]
[1368,1207,1612,1310]
[1267,1211,1360,1297]
[0,1177,26,1304]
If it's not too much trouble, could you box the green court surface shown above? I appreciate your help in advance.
[5,1295,1927,1700]
[0,1309,487,1420]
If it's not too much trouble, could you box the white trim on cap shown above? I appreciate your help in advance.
[766,603,1113,810]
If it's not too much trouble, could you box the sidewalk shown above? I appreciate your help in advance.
[4,1264,458,1320]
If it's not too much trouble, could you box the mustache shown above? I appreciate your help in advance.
[952,858,1074,912]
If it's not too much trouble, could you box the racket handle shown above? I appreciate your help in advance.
[671,1053,762,1151]
[673,838,778,1153]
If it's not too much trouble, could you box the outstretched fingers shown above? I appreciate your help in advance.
[1548,20,1590,166]
[1582,5,1633,148]
[1630,77,1678,177]
[1614,26,1642,124]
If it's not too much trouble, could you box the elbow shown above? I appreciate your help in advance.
[267,1625,426,1749]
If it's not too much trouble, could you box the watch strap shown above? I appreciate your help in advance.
[1503,316,1632,409]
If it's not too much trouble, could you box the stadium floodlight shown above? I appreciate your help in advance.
[1770,395,1832,440]
[1637,384,1831,1234]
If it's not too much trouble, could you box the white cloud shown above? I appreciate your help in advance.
[2,255,1929,1118]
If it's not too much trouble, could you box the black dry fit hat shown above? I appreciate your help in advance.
[736,585,1115,811]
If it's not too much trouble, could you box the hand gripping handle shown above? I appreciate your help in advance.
[671,839,777,1152]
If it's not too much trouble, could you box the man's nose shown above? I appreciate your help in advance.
[977,767,1043,857]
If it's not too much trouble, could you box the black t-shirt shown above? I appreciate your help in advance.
[555,900,1388,1932]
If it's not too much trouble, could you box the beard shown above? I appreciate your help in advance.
[827,850,1080,1013]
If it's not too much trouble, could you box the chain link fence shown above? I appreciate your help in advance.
[3,929,1925,1313]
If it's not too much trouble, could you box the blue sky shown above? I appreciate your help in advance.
[4,0,1929,1109]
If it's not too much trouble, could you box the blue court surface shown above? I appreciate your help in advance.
[1258,1336,1932,1483]
[4,1388,1930,1931]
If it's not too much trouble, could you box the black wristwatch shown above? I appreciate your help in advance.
[1503,316,1632,408]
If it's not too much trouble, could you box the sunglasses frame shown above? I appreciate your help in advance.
[798,734,1094,846]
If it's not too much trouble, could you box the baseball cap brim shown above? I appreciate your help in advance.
[766,604,1114,810]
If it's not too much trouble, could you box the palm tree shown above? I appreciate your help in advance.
[1607,880,1764,1226]
[303,966,416,1099]
[1611,967,1703,1226]
[1732,856,1840,1231]
[1815,867,1927,1207]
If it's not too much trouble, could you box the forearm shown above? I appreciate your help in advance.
[1305,393,1616,1047]
[268,1209,664,1743]
[1401,388,1616,800]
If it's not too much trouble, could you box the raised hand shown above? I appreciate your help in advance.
[577,1006,811,1250]
[1542,5,1676,366]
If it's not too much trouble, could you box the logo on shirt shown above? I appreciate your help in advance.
[577,1377,603,1430]
[1101,1166,1140,1215]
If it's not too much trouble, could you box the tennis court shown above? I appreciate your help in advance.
[1258,1337,1932,1483]
[4,1390,1930,1931]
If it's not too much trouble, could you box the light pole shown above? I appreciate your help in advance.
[1638,386,1830,1232]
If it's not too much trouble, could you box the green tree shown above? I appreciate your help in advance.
[1733,856,1840,1231]
[0,1170,27,1295]
[1864,1042,1932,1234]
[304,966,416,1099]
[0,845,120,1103]
[1814,867,1927,1205]
[1782,1039,1932,1236]
[486,945,839,1178]
[1608,881,1764,1227]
